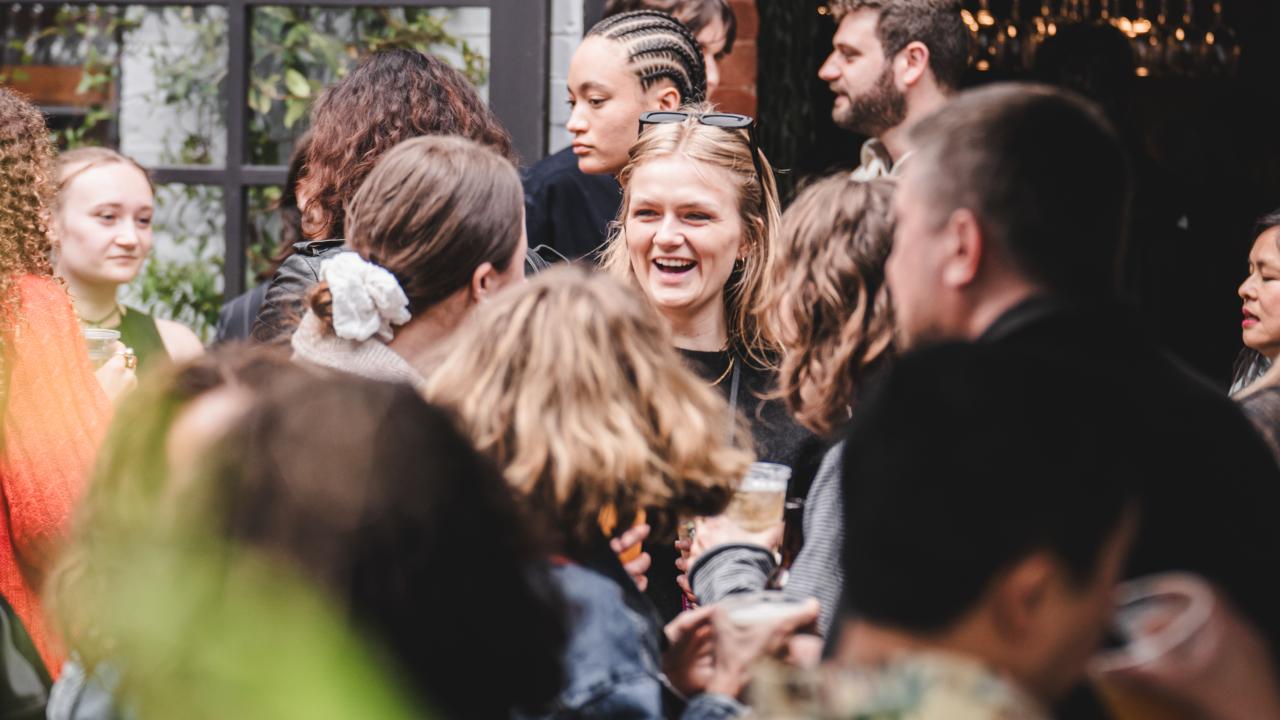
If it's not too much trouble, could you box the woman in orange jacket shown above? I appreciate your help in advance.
[0,87,132,676]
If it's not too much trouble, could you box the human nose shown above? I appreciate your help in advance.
[653,214,684,250]
[567,103,588,135]
[115,223,141,249]
[818,52,840,81]
[1241,273,1258,301]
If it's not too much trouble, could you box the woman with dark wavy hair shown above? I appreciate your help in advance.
[0,88,131,682]
[685,176,897,641]
[249,48,515,344]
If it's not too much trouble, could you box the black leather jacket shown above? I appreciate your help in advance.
[248,239,346,345]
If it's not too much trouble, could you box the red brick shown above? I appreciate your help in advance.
[719,40,757,88]
[712,86,757,116]
[729,0,759,40]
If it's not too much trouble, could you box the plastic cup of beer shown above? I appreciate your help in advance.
[83,328,122,369]
[720,590,811,629]
[727,462,790,533]
[1089,573,1214,720]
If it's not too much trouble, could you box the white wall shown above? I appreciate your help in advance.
[548,0,584,154]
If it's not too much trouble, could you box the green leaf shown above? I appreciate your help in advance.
[283,99,307,129]
[284,68,310,98]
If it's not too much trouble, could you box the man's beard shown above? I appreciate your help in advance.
[832,65,907,138]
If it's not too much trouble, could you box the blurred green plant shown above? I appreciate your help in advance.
[15,4,487,339]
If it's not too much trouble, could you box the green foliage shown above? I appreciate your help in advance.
[32,4,487,340]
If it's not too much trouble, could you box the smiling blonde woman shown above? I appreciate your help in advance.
[601,106,825,619]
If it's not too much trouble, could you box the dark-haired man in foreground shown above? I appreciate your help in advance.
[886,81,1280,667]
[827,342,1140,717]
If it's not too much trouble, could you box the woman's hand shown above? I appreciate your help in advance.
[663,605,717,696]
[703,597,820,699]
[675,537,698,605]
[610,522,651,592]
[95,342,137,405]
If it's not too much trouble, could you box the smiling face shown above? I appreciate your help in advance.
[818,9,905,137]
[1239,226,1280,359]
[623,154,745,333]
[567,36,672,176]
[54,162,155,290]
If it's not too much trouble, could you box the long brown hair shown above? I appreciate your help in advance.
[298,48,515,241]
[424,265,752,554]
[602,102,782,368]
[766,175,896,436]
[0,88,56,332]
[307,135,523,325]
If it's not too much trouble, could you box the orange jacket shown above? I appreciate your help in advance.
[0,275,111,676]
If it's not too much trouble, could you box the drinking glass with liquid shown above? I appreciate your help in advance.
[726,462,791,532]
[83,328,121,369]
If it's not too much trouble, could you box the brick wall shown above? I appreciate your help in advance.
[711,0,759,116]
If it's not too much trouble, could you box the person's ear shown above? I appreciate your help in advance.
[896,41,931,90]
[940,207,984,289]
[655,85,682,111]
[990,553,1056,642]
[471,261,499,303]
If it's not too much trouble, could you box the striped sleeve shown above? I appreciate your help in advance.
[780,441,845,639]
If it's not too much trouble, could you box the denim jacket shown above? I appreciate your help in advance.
[518,545,745,720]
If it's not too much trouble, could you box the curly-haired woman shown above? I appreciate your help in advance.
[0,87,131,680]
[685,175,897,641]
[249,48,515,344]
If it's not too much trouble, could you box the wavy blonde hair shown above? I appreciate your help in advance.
[0,88,56,333]
[424,265,752,552]
[601,103,782,369]
[767,175,896,437]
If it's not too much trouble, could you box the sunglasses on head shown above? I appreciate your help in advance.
[637,111,765,182]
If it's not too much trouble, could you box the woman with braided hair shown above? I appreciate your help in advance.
[522,8,713,261]
[0,88,131,681]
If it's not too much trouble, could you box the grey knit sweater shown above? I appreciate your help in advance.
[689,441,845,638]
[290,311,427,391]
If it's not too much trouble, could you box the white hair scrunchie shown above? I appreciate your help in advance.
[320,252,412,342]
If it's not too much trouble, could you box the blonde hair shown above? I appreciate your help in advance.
[601,103,782,369]
[424,265,752,552]
[767,175,896,436]
[55,146,154,205]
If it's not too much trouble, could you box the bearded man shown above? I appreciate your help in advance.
[818,0,969,179]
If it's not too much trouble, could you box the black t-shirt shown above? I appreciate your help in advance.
[522,146,621,261]
[644,348,825,621]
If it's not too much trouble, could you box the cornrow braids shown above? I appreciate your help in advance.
[588,10,707,105]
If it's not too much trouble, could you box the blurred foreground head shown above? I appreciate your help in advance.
[426,265,752,550]
[841,342,1140,702]
[54,348,565,718]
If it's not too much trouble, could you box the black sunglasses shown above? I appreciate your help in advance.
[637,111,765,182]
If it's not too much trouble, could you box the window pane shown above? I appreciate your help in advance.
[246,184,296,288]
[0,5,228,164]
[248,6,491,165]
[121,183,226,341]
